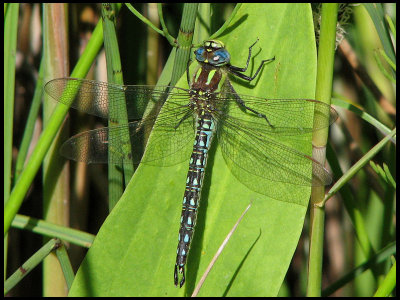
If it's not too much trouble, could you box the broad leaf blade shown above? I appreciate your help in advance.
[69,3,317,296]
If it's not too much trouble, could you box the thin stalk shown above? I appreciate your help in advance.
[4,2,19,283]
[55,243,75,290]
[125,3,175,45]
[157,3,178,47]
[4,3,19,202]
[4,238,62,295]
[307,3,338,296]
[331,96,393,139]
[102,3,133,211]
[325,128,396,202]
[11,214,95,247]
[42,4,70,296]
[170,3,198,87]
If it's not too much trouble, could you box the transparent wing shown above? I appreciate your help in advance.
[217,92,337,135]
[214,93,336,201]
[44,77,190,120]
[46,78,195,165]
[60,104,195,166]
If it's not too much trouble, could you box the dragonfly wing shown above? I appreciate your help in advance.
[60,123,140,164]
[218,92,337,135]
[216,107,332,204]
[140,100,195,166]
[45,77,190,120]
[59,94,195,166]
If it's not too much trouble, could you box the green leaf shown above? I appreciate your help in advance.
[69,3,317,296]
[370,161,396,189]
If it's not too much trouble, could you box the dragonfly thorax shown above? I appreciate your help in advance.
[188,63,225,117]
[191,64,223,93]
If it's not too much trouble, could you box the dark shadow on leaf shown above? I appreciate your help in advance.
[218,14,248,37]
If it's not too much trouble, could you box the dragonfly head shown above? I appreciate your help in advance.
[194,39,230,67]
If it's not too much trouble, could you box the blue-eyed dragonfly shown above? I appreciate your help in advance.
[44,39,337,287]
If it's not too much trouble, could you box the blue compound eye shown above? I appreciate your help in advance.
[194,47,206,62]
[210,49,230,66]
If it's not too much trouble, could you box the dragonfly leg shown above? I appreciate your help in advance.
[228,56,275,82]
[227,38,275,82]
[224,81,275,127]
[235,97,275,128]
[228,38,260,73]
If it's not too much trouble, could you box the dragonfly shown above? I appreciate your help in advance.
[45,39,337,288]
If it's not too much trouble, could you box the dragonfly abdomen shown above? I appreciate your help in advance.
[174,115,215,287]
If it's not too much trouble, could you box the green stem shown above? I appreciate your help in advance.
[307,3,338,296]
[12,214,95,247]
[4,238,62,294]
[102,3,133,211]
[157,3,178,46]
[42,4,71,296]
[170,3,198,87]
[4,3,19,215]
[4,2,19,285]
